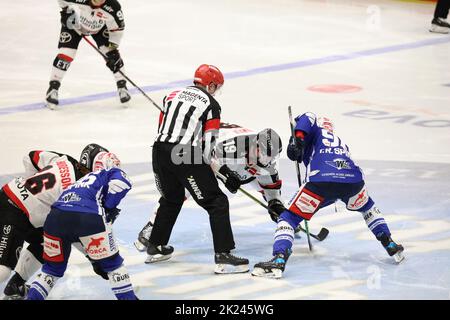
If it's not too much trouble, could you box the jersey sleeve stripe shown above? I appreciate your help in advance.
[2,184,30,218]
[30,151,43,171]
[204,119,220,132]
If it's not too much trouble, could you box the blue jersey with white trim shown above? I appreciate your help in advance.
[295,112,363,183]
[52,167,132,215]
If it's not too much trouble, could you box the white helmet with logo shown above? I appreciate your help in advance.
[92,152,121,172]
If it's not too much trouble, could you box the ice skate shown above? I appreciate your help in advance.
[214,252,249,274]
[377,233,405,263]
[252,250,291,279]
[45,80,61,110]
[134,221,153,252]
[429,18,450,34]
[145,243,174,264]
[117,80,131,106]
[2,274,29,300]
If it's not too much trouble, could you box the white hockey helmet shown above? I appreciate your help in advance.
[317,116,334,133]
[92,152,121,171]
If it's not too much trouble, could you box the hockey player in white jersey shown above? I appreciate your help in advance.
[0,144,109,299]
[134,122,285,263]
[26,152,137,300]
[45,0,130,109]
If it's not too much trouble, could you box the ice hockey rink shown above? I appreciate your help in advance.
[1,0,449,300]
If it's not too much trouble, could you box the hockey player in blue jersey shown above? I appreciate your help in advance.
[26,151,137,300]
[252,112,404,279]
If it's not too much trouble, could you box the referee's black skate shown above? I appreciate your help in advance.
[117,80,131,106]
[377,233,405,263]
[429,17,450,34]
[45,80,60,110]
[214,252,249,274]
[134,221,153,252]
[3,273,29,300]
[252,249,291,279]
[145,243,174,264]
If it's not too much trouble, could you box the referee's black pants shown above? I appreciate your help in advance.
[434,0,450,19]
[150,142,236,253]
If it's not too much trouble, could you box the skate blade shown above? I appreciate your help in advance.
[46,102,57,110]
[2,294,25,300]
[134,240,147,253]
[251,267,282,279]
[214,264,249,274]
[145,253,172,264]
[393,251,405,264]
[429,26,450,34]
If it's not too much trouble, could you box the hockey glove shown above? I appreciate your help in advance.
[105,49,124,73]
[218,166,242,194]
[287,136,305,163]
[105,207,121,224]
[268,199,286,222]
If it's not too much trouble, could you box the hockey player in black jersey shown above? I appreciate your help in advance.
[45,0,130,110]
[135,123,286,257]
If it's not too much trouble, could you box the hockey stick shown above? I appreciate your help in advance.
[288,106,313,251]
[82,35,163,112]
[215,172,328,241]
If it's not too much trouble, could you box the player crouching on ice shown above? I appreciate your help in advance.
[134,123,286,263]
[45,0,130,110]
[27,152,138,300]
[252,112,404,279]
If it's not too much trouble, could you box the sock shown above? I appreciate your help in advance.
[27,271,60,300]
[362,206,391,239]
[108,265,137,300]
[272,210,303,256]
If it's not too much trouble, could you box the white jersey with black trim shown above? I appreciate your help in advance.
[59,0,125,46]
[212,123,282,202]
[2,152,79,228]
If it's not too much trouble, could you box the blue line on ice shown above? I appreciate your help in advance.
[1,37,449,116]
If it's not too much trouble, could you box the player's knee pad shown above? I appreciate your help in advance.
[53,48,77,71]
[0,265,12,283]
[287,186,324,220]
[346,184,373,211]
[97,252,124,273]
[79,227,119,261]
[14,247,42,281]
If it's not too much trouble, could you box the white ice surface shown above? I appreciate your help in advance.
[0,0,449,300]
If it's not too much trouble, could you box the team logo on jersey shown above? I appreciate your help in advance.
[60,192,81,203]
[325,158,351,170]
[102,28,109,38]
[59,32,72,44]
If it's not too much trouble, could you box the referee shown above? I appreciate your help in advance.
[148,64,249,274]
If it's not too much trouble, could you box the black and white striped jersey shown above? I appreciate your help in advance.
[156,86,221,160]
[211,123,282,202]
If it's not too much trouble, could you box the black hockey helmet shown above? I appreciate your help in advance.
[256,128,282,167]
[80,143,109,171]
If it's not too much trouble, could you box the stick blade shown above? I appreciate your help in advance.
[316,228,329,241]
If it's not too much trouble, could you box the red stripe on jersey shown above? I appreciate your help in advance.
[159,111,164,125]
[295,130,305,139]
[2,184,30,218]
[204,119,220,132]
[32,151,43,167]
[166,90,180,102]
[259,180,282,190]
[57,54,73,62]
